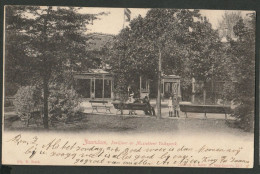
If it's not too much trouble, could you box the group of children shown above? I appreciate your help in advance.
[168,95,180,117]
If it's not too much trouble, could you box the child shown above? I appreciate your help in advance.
[168,96,173,117]
[173,96,180,117]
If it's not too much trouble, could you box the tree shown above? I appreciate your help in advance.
[5,6,101,128]
[108,9,222,103]
[223,13,255,131]
[5,6,40,94]
[217,11,242,39]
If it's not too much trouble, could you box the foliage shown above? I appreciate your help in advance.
[5,6,94,82]
[4,6,41,92]
[217,11,242,39]
[232,103,254,132]
[223,13,255,132]
[4,82,19,97]
[108,9,222,99]
[5,6,102,128]
[13,86,42,120]
[188,18,223,83]
[13,84,83,125]
[48,84,83,122]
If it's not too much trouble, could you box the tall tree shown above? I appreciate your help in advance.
[5,6,100,128]
[224,13,255,131]
[108,9,222,102]
[217,11,242,39]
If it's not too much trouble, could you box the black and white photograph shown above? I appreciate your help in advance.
[2,6,256,167]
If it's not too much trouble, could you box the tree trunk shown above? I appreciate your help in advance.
[191,77,195,103]
[203,88,206,105]
[157,47,162,119]
[43,75,49,129]
[42,7,51,129]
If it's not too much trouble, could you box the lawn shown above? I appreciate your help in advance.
[4,110,252,139]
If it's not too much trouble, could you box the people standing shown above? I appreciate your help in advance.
[127,93,136,115]
[173,96,180,117]
[168,96,173,117]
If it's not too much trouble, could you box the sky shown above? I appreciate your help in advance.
[80,7,254,35]
[81,8,149,35]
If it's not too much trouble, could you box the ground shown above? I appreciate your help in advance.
[3,99,253,138]
[4,108,251,139]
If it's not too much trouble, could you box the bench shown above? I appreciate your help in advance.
[112,102,155,116]
[179,103,231,119]
[89,100,112,113]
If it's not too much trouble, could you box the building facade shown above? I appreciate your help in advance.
[74,69,181,100]
[74,69,114,100]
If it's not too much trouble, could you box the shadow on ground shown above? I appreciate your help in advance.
[3,111,252,138]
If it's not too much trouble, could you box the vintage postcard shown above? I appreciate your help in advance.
[2,6,255,168]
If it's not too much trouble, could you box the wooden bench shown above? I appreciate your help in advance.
[112,102,155,116]
[89,100,112,113]
[179,103,231,119]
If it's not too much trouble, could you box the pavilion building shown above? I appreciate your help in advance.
[74,69,114,100]
[74,69,181,100]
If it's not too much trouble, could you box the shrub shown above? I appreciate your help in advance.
[13,84,84,126]
[4,97,14,107]
[48,84,83,122]
[5,82,19,96]
[231,100,254,132]
[13,86,42,120]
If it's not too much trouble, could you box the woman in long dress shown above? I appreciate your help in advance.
[168,96,173,117]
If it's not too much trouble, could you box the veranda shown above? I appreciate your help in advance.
[74,69,181,100]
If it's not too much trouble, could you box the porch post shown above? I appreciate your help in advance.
[90,78,92,99]
[94,77,96,99]
[178,79,181,98]
[140,76,142,98]
[102,75,105,100]
[162,78,165,97]
[111,79,113,99]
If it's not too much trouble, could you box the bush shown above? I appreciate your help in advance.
[48,84,83,122]
[13,84,84,126]
[4,97,14,107]
[5,82,19,96]
[13,86,42,120]
[231,101,254,132]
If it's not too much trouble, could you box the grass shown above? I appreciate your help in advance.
[3,111,252,138]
